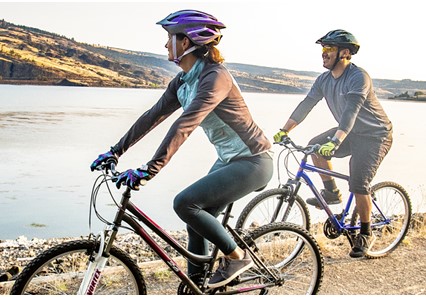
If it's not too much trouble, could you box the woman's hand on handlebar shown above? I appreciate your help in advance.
[115,166,152,191]
[90,150,118,172]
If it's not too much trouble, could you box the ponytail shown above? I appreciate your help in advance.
[176,33,225,64]
[193,44,225,64]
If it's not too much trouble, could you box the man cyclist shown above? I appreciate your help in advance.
[91,10,273,287]
[274,29,393,258]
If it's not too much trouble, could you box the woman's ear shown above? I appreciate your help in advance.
[182,36,192,50]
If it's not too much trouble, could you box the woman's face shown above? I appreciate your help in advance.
[165,34,174,61]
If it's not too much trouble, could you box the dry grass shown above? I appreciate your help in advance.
[309,211,426,261]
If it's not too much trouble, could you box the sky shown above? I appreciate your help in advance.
[1,0,425,81]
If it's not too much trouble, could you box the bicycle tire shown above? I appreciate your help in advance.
[235,188,311,231]
[240,222,323,295]
[10,239,146,295]
[350,181,412,259]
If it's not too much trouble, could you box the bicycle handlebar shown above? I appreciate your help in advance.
[94,161,148,188]
[274,136,321,155]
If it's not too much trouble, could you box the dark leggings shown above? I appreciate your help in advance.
[173,152,273,275]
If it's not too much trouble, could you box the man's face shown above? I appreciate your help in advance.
[321,45,339,70]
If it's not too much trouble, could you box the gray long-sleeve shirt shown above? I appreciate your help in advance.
[290,63,392,137]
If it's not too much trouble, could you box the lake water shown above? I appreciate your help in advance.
[1,85,425,240]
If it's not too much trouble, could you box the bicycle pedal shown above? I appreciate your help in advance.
[260,288,269,295]
[0,265,21,282]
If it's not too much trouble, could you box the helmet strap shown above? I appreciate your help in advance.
[330,47,342,71]
[171,34,200,65]
[172,35,178,64]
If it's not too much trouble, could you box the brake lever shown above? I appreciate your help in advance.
[305,144,321,155]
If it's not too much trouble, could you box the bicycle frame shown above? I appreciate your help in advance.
[289,153,390,235]
[90,187,207,294]
[85,186,279,295]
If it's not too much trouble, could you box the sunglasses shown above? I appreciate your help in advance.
[322,45,338,54]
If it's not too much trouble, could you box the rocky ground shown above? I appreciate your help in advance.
[317,235,426,294]
[1,229,425,295]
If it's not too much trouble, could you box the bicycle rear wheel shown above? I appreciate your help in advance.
[235,188,311,231]
[351,182,412,258]
[10,239,146,295]
[239,222,323,295]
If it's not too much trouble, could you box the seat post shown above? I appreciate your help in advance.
[220,203,234,226]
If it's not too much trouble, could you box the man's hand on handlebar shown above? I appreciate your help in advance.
[318,137,340,157]
[273,129,289,143]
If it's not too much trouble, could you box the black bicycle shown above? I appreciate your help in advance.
[236,137,412,259]
[10,162,324,295]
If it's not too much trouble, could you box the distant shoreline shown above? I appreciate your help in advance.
[1,82,426,102]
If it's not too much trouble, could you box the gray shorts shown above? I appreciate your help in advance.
[308,128,393,195]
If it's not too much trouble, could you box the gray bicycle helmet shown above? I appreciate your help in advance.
[316,29,360,55]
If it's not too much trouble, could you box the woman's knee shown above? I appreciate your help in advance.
[173,192,199,219]
[173,192,188,217]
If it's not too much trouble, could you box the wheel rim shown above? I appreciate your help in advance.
[368,185,411,256]
[240,192,309,230]
[241,225,322,294]
[18,249,140,294]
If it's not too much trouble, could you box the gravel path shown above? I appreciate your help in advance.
[1,230,425,295]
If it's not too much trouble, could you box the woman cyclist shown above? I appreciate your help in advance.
[90,9,273,288]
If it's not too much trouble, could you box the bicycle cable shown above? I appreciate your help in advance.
[103,176,141,231]
[89,173,138,235]
[89,174,111,234]
[277,146,299,183]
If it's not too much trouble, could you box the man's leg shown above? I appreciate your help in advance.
[354,193,372,230]
[349,193,376,258]
[305,128,349,207]
[348,134,392,258]
[311,154,334,182]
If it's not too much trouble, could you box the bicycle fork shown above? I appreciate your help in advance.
[78,188,131,294]
[78,231,110,295]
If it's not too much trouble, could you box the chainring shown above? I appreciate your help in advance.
[323,215,342,239]
[177,273,205,295]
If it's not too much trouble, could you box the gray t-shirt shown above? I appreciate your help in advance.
[290,63,392,137]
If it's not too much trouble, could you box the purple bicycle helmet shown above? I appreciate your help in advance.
[157,9,226,46]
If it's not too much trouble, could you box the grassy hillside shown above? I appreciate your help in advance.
[0,20,177,88]
[1,19,426,97]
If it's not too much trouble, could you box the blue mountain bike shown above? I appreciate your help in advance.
[236,137,412,259]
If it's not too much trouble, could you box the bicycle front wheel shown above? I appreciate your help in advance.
[241,222,323,295]
[236,188,311,231]
[351,181,412,258]
[10,239,146,295]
